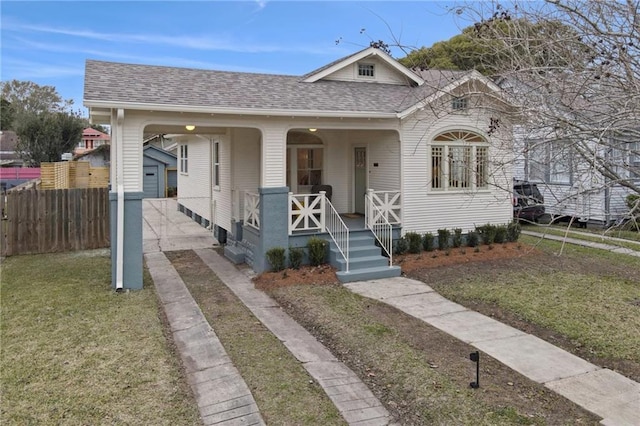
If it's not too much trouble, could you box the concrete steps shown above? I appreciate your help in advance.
[329,230,401,283]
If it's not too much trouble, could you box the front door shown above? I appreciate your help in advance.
[354,147,367,214]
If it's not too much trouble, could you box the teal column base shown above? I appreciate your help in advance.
[254,187,290,273]
[109,192,144,290]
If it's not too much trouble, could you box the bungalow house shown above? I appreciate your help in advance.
[84,47,514,290]
[74,127,110,156]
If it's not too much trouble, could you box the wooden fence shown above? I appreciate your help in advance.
[1,187,110,256]
[41,162,109,190]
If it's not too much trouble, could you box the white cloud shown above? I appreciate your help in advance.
[2,19,336,55]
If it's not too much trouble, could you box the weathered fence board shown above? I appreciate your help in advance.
[1,188,110,256]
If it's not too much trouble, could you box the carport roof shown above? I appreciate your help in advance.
[84,56,472,116]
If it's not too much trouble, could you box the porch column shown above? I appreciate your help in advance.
[254,187,289,273]
[252,125,288,272]
[109,108,143,290]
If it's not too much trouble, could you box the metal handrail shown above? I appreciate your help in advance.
[365,191,393,266]
[324,198,350,272]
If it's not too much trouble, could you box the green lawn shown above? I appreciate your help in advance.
[1,250,201,425]
[432,235,640,363]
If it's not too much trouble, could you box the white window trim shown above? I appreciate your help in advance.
[213,141,220,190]
[287,145,324,193]
[430,134,489,192]
[357,62,375,79]
[180,144,188,175]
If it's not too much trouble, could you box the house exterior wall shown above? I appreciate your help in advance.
[230,128,261,224]
[177,134,212,225]
[400,109,513,234]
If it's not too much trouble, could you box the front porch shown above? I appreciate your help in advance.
[228,188,402,282]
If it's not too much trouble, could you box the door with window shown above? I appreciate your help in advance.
[354,147,367,214]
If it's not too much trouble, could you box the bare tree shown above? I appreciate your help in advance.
[452,0,639,224]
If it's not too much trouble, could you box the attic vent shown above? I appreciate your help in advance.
[452,96,468,111]
[358,63,375,78]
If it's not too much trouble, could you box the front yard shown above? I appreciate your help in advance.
[0,250,200,425]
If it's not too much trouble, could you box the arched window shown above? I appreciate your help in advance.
[431,131,488,191]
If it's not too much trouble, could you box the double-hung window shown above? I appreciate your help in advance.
[431,131,488,191]
[180,144,188,174]
[213,141,220,188]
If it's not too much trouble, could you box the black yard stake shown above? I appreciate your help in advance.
[470,351,480,388]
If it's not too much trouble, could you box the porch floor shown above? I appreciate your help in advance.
[340,214,366,230]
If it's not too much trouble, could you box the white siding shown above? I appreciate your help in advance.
[230,128,261,227]
[177,135,211,222]
[116,112,145,192]
[324,57,409,85]
[400,110,513,234]
[322,130,350,212]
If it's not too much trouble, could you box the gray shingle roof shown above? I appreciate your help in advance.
[84,60,470,115]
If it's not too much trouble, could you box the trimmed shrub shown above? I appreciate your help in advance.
[476,224,496,245]
[394,237,408,255]
[506,222,521,242]
[288,246,304,269]
[422,232,435,252]
[307,237,327,266]
[452,228,463,248]
[405,232,422,254]
[466,231,479,247]
[266,247,286,272]
[437,228,451,250]
[494,225,507,244]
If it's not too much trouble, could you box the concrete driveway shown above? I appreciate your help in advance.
[143,198,219,254]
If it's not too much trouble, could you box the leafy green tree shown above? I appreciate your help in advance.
[0,98,15,130]
[0,80,72,117]
[1,80,87,165]
[15,110,85,166]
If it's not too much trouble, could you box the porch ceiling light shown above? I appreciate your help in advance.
[185,125,195,131]
[308,128,317,132]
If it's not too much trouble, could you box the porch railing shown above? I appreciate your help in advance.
[367,189,401,225]
[244,191,260,230]
[289,192,325,233]
[366,189,394,266]
[324,197,350,272]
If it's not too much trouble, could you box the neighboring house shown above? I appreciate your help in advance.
[75,143,110,167]
[501,76,639,226]
[0,130,23,167]
[512,126,639,226]
[143,133,178,156]
[84,46,514,290]
[74,127,110,156]
[142,144,177,198]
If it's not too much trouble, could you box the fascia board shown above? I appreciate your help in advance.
[397,72,509,119]
[85,100,398,119]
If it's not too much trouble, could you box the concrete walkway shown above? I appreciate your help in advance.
[345,278,640,426]
[143,199,393,425]
[195,248,393,425]
[522,230,640,257]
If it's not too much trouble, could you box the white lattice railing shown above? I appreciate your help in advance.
[367,189,401,225]
[244,191,260,230]
[324,198,350,272]
[289,192,326,233]
[366,189,395,266]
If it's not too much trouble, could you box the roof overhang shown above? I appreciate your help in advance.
[85,100,399,120]
[398,70,510,119]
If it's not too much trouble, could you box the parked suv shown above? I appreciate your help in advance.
[513,181,545,223]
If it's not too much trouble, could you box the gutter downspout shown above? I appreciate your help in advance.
[116,108,125,291]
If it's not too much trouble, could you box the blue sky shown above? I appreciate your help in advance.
[1,1,470,115]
